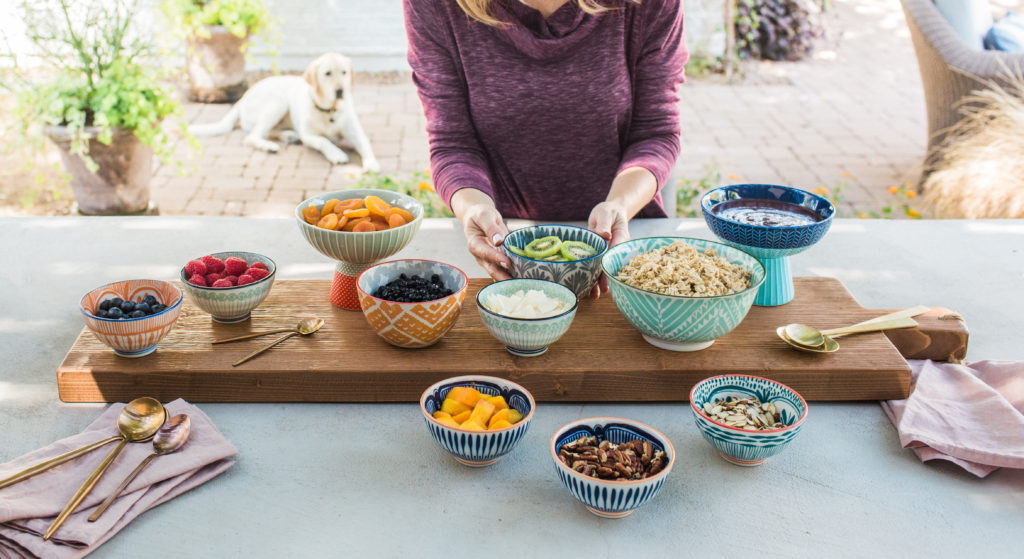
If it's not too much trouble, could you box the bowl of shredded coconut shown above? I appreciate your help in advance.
[476,278,578,357]
[601,238,765,352]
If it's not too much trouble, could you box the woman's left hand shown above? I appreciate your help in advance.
[587,201,631,299]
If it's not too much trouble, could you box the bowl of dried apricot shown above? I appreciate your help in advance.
[296,189,423,310]
[420,375,535,467]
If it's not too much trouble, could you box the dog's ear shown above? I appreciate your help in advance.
[304,61,323,101]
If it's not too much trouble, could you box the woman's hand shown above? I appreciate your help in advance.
[452,188,511,281]
[587,201,630,298]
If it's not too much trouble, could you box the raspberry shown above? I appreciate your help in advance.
[251,262,268,270]
[224,257,248,276]
[201,255,226,274]
[188,274,207,287]
[211,279,233,288]
[237,274,255,286]
[184,259,207,277]
[205,273,222,285]
[224,275,239,285]
[245,267,270,281]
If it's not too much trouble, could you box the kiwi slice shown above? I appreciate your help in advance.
[542,254,568,262]
[559,240,598,261]
[524,236,563,259]
[507,244,527,257]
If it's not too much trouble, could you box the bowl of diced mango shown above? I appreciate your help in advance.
[420,375,535,467]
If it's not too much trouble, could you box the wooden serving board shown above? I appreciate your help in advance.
[57,278,955,403]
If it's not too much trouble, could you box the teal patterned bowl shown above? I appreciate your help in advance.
[503,225,608,299]
[180,251,276,323]
[601,237,765,352]
[476,279,578,357]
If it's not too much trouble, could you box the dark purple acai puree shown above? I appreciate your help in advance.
[713,199,823,227]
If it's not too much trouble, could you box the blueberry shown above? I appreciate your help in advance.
[135,302,151,315]
[95,309,108,318]
[111,297,123,307]
[99,300,111,311]
[130,310,146,318]
[151,304,165,313]
[107,307,123,319]
[120,301,135,313]
[143,295,158,306]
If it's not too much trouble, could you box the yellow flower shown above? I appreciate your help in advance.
[887,186,899,195]
[841,171,855,179]
[858,213,867,219]
[423,169,432,175]
[905,191,917,199]
[906,208,920,217]
[813,187,828,195]
[727,174,742,180]
[418,181,433,191]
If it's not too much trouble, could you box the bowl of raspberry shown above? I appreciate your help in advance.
[180,251,276,323]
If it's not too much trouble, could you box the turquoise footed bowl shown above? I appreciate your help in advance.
[601,237,765,352]
[690,375,808,466]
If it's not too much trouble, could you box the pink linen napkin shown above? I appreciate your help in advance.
[0,399,237,558]
[880,360,1024,477]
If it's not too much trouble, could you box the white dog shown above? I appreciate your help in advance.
[189,53,380,172]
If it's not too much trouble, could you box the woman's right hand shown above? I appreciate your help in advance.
[452,189,511,281]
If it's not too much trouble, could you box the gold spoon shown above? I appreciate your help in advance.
[88,414,191,522]
[212,317,325,344]
[777,326,840,353]
[782,306,929,348]
[43,397,166,541]
[232,318,325,367]
[0,398,167,491]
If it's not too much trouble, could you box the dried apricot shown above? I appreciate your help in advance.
[365,195,392,219]
[302,206,321,225]
[336,199,364,213]
[343,208,370,218]
[317,213,339,230]
[335,216,349,230]
[352,221,376,233]
[387,213,407,228]
[321,198,341,215]
[388,207,414,222]
[342,217,370,231]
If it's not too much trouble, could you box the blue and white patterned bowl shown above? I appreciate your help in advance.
[503,225,608,299]
[476,279,578,357]
[550,417,675,518]
[689,375,808,466]
[179,251,276,323]
[420,375,535,467]
[601,237,765,352]
[700,184,835,255]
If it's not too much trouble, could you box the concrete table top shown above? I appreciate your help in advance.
[0,217,1021,557]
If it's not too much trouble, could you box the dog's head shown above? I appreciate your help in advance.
[304,53,353,109]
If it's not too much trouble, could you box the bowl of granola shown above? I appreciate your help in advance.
[601,237,765,351]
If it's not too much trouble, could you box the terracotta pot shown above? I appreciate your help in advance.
[45,125,154,215]
[186,25,249,103]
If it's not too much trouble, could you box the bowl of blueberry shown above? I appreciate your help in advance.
[356,259,468,348]
[180,251,277,323]
[80,279,184,357]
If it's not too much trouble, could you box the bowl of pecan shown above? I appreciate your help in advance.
[550,417,674,518]
[689,374,808,466]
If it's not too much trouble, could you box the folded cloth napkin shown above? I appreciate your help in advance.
[881,360,1024,478]
[0,399,237,558]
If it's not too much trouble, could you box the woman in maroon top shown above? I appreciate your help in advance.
[404,0,687,296]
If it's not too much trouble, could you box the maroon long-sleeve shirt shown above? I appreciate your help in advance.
[404,0,687,220]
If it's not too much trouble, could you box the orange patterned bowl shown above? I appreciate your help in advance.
[356,260,469,348]
[80,279,183,358]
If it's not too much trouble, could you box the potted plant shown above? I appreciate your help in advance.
[160,0,275,103]
[9,0,189,215]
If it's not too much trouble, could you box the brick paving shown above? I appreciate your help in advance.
[151,0,927,217]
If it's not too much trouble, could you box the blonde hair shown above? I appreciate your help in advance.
[456,0,638,26]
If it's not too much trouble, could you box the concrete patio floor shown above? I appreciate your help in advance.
[151,0,928,218]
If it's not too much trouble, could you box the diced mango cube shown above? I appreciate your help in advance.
[489,419,513,430]
[486,395,509,411]
[488,409,510,428]
[452,410,471,424]
[433,411,452,420]
[440,398,470,416]
[460,420,485,431]
[468,399,496,426]
[447,386,481,408]
[437,417,461,428]
[507,409,523,424]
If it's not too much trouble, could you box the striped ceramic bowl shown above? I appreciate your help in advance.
[357,259,468,348]
[503,225,608,299]
[602,237,765,352]
[420,375,535,467]
[295,189,423,265]
[180,252,276,323]
[690,375,808,466]
[550,417,675,518]
[476,278,578,357]
[80,279,183,357]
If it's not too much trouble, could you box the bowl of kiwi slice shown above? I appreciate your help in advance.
[502,225,608,298]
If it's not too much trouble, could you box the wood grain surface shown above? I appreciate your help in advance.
[57,277,930,403]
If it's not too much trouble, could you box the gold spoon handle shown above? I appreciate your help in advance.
[838,305,930,332]
[212,328,295,344]
[43,438,129,540]
[821,317,918,337]
[87,453,157,523]
[0,436,121,490]
[233,331,298,367]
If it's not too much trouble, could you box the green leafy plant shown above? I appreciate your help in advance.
[735,0,826,61]
[675,161,723,217]
[7,0,191,170]
[160,0,276,49]
[353,171,454,218]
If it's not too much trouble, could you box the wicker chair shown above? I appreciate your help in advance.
[900,0,1024,169]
